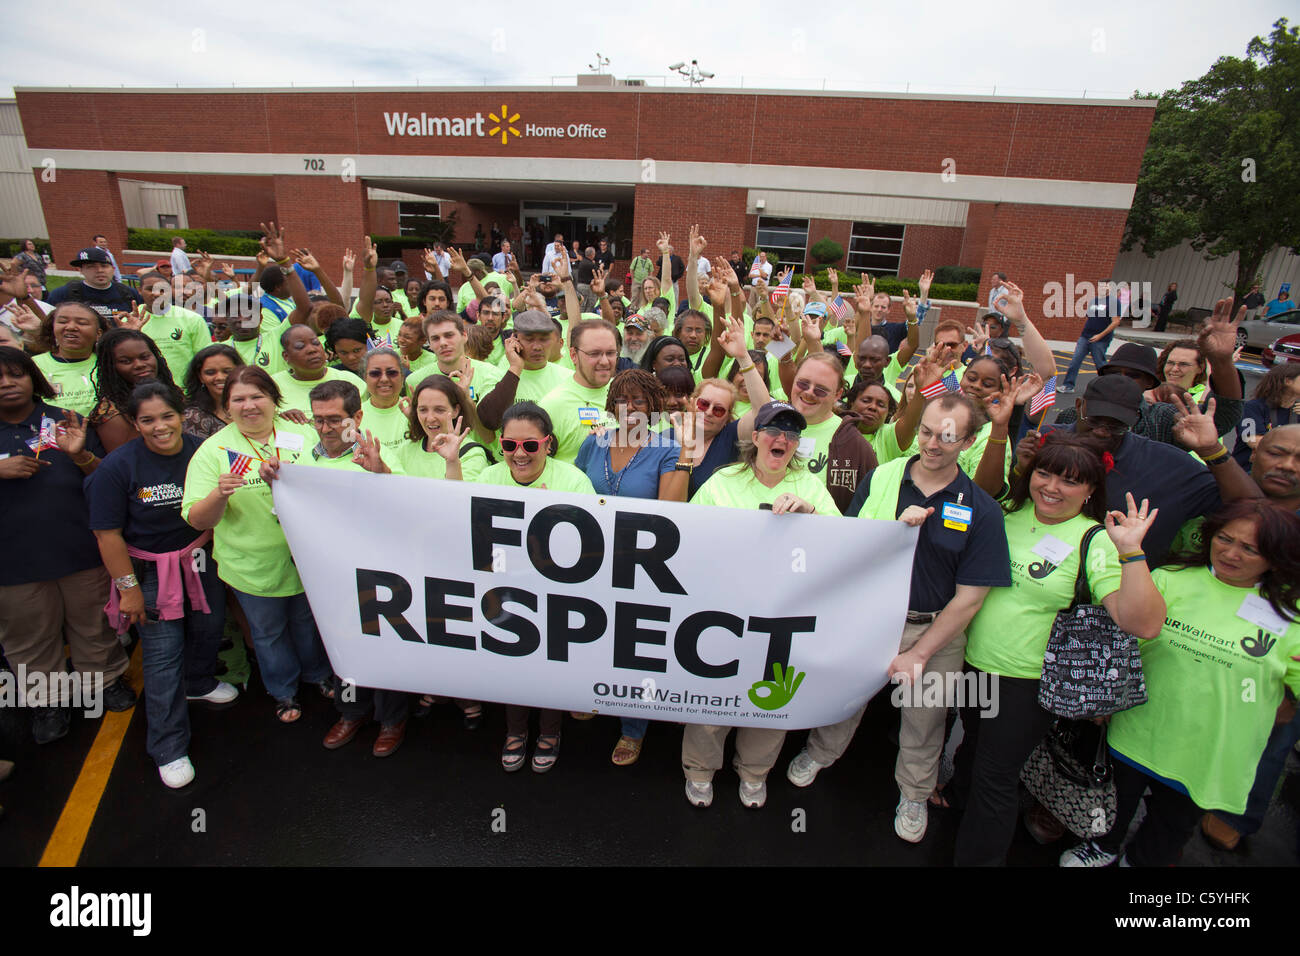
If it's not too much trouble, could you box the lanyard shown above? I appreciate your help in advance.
[242,425,277,462]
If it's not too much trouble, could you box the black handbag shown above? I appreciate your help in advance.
[1038,525,1148,719]
[1021,719,1117,839]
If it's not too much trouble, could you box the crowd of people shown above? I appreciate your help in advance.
[1,219,1298,867]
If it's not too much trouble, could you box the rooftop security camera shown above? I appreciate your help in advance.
[700,71,715,78]
[668,62,685,70]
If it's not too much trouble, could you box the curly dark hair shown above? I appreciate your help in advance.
[92,328,182,421]
[605,368,668,416]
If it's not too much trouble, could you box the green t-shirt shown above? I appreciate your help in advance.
[474,457,595,494]
[847,353,905,401]
[392,440,491,481]
[368,317,403,347]
[537,377,611,463]
[141,304,212,380]
[180,419,319,597]
[1108,566,1300,813]
[359,399,411,460]
[693,461,840,515]
[796,414,840,476]
[965,510,1121,679]
[271,367,368,416]
[32,353,97,416]
[230,333,287,376]
[405,349,438,378]
[261,295,295,332]
[866,420,906,464]
[408,358,503,405]
[303,446,366,470]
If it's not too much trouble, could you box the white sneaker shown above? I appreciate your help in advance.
[187,681,239,704]
[739,780,767,809]
[159,756,195,789]
[1059,841,1119,867]
[895,796,928,842]
[786,750,827,788]
[685,779,713,807]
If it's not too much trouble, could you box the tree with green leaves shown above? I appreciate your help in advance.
[1123,18,1300,307]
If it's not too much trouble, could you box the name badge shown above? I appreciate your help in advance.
[275,432,304,453]
[941,502,973,531]
[578,406,603,427]
[1237,595,1288,635]
[1031,534,1075,565]
[797,437,816,458]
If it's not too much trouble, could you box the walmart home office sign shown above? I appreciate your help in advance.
[383,103,607,144]
[273,465,917,729]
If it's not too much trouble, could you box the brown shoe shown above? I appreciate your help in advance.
[372,720,407,758]
[1023,800,1067,844]
[323,717,367,750]
[1200,813,1241,851]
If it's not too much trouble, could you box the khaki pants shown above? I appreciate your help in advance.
[682,724,787,784]
[0,566,128,706]
[804,619,966,802]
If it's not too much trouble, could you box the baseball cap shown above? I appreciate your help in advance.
[512,310,553,334]
[389,260,407,273]
[803,301,828,319]
[625,315,650,332]
[1081,375,1141,427]
[70,247,112,266]
[1098,343,1160,389]
[754,401,807,432]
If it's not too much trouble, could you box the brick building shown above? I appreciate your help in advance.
[15,85,1154,338]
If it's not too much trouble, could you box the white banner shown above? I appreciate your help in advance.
[272,464,918,730]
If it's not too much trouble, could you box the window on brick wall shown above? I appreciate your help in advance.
[847,222,905,276]
[399,202,441,237]
[755,216,809,273]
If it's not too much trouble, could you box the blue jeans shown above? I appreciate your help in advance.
[1212,704,1300,835]
[135,551,226,766]
[1061,333,1112,390]
[621,717,649,740]
[231,589,331,701]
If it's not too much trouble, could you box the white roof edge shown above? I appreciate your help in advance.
[11,87,1156,108]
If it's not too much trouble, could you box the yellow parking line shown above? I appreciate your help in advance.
[38,642,142,867]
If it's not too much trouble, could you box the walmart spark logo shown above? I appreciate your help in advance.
[487,103,521,145]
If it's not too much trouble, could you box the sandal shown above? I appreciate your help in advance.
[928,787,951,809]
[531,733,561,774]
[462,704,483,731]
[275,697,302,724]
[413,694,437,719]
[501,734,527,773]
[316,679,336,701]
[611,735,643,767]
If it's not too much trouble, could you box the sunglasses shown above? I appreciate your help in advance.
[366,368,402,378]
[794,379,832,400]
[696,397,729,417]
[500,438,545,453]
[758,425,801,443]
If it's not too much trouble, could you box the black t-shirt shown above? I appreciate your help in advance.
[669,255,685,283]
[46,280,143,320]
[0,402,106,585]
[576,259,597,284]
[595,250,616,271]
[847,457,1011,612]
[1243,292,1265,309]
[85,433,204,553]
[873,321,908,354]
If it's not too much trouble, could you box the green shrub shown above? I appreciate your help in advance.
[800,269,977,301]
[933,265,981,285]
[810,237,844,265]
[128,228,262,256]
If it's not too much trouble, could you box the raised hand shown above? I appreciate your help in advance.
[801,274,817,296]
[1012,371,1045,405]
[551,250,570,281]
[853,279,874,316]
[293,248,320,272]
[657,231,671,255]
[0,262,28,299]
[1104,492,1158,555]
[717,315,750,359]
[219,262,236,282]
[969,324,989,356]
[913,346,945,390]
[706,275,728,308]
[918,268,934,302]
[1199,296,1246,361]
[55,411,87,458]
[713,256,739,290]
[259,221,287,261]
[1014,429,1039,474]
[504,334,525,375]
[8,303,43,337]
[995,281,1028,325]
[342,248,356,273]
[192,250,214,282]
[429,416,470,461]
[591,266,606,297]
[352,429,387,473]
[902,288,918,321]
[689,224,706,258]
[1170,392,1220,453]
[985,374,1022,428]
[448,247,471,277]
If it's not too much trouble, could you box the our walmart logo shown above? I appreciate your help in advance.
[487,103,521,145]
[748,663,805,711]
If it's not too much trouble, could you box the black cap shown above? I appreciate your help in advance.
[389,260,407,273]
[1082,375,1141,426]
[1099,342,1159,389]
[70,247,112,266]
[754,401,807,432]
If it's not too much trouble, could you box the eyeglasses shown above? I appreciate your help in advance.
[311,416,350,428]
[794,379,832,400]
[758,425,800,443]
[696,397,729,417]
[917,424,968,446]
[577,348,619,361]
[500,438,545,453]
[619,397,651,410]
[366,368,402,378]
[1165,361,1197,370]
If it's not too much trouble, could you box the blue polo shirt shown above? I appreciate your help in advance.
[575,432,681,499]
[847,455,1011,613]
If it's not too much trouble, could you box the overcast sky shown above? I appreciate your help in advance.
[4,2,1289,99]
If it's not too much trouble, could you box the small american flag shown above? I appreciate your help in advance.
[226,448,254,477]
[36,416,60,451]
[768,270,793,307]
[828,295,850,322]
[920,368,962,400]
[1028,379,1057,417]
